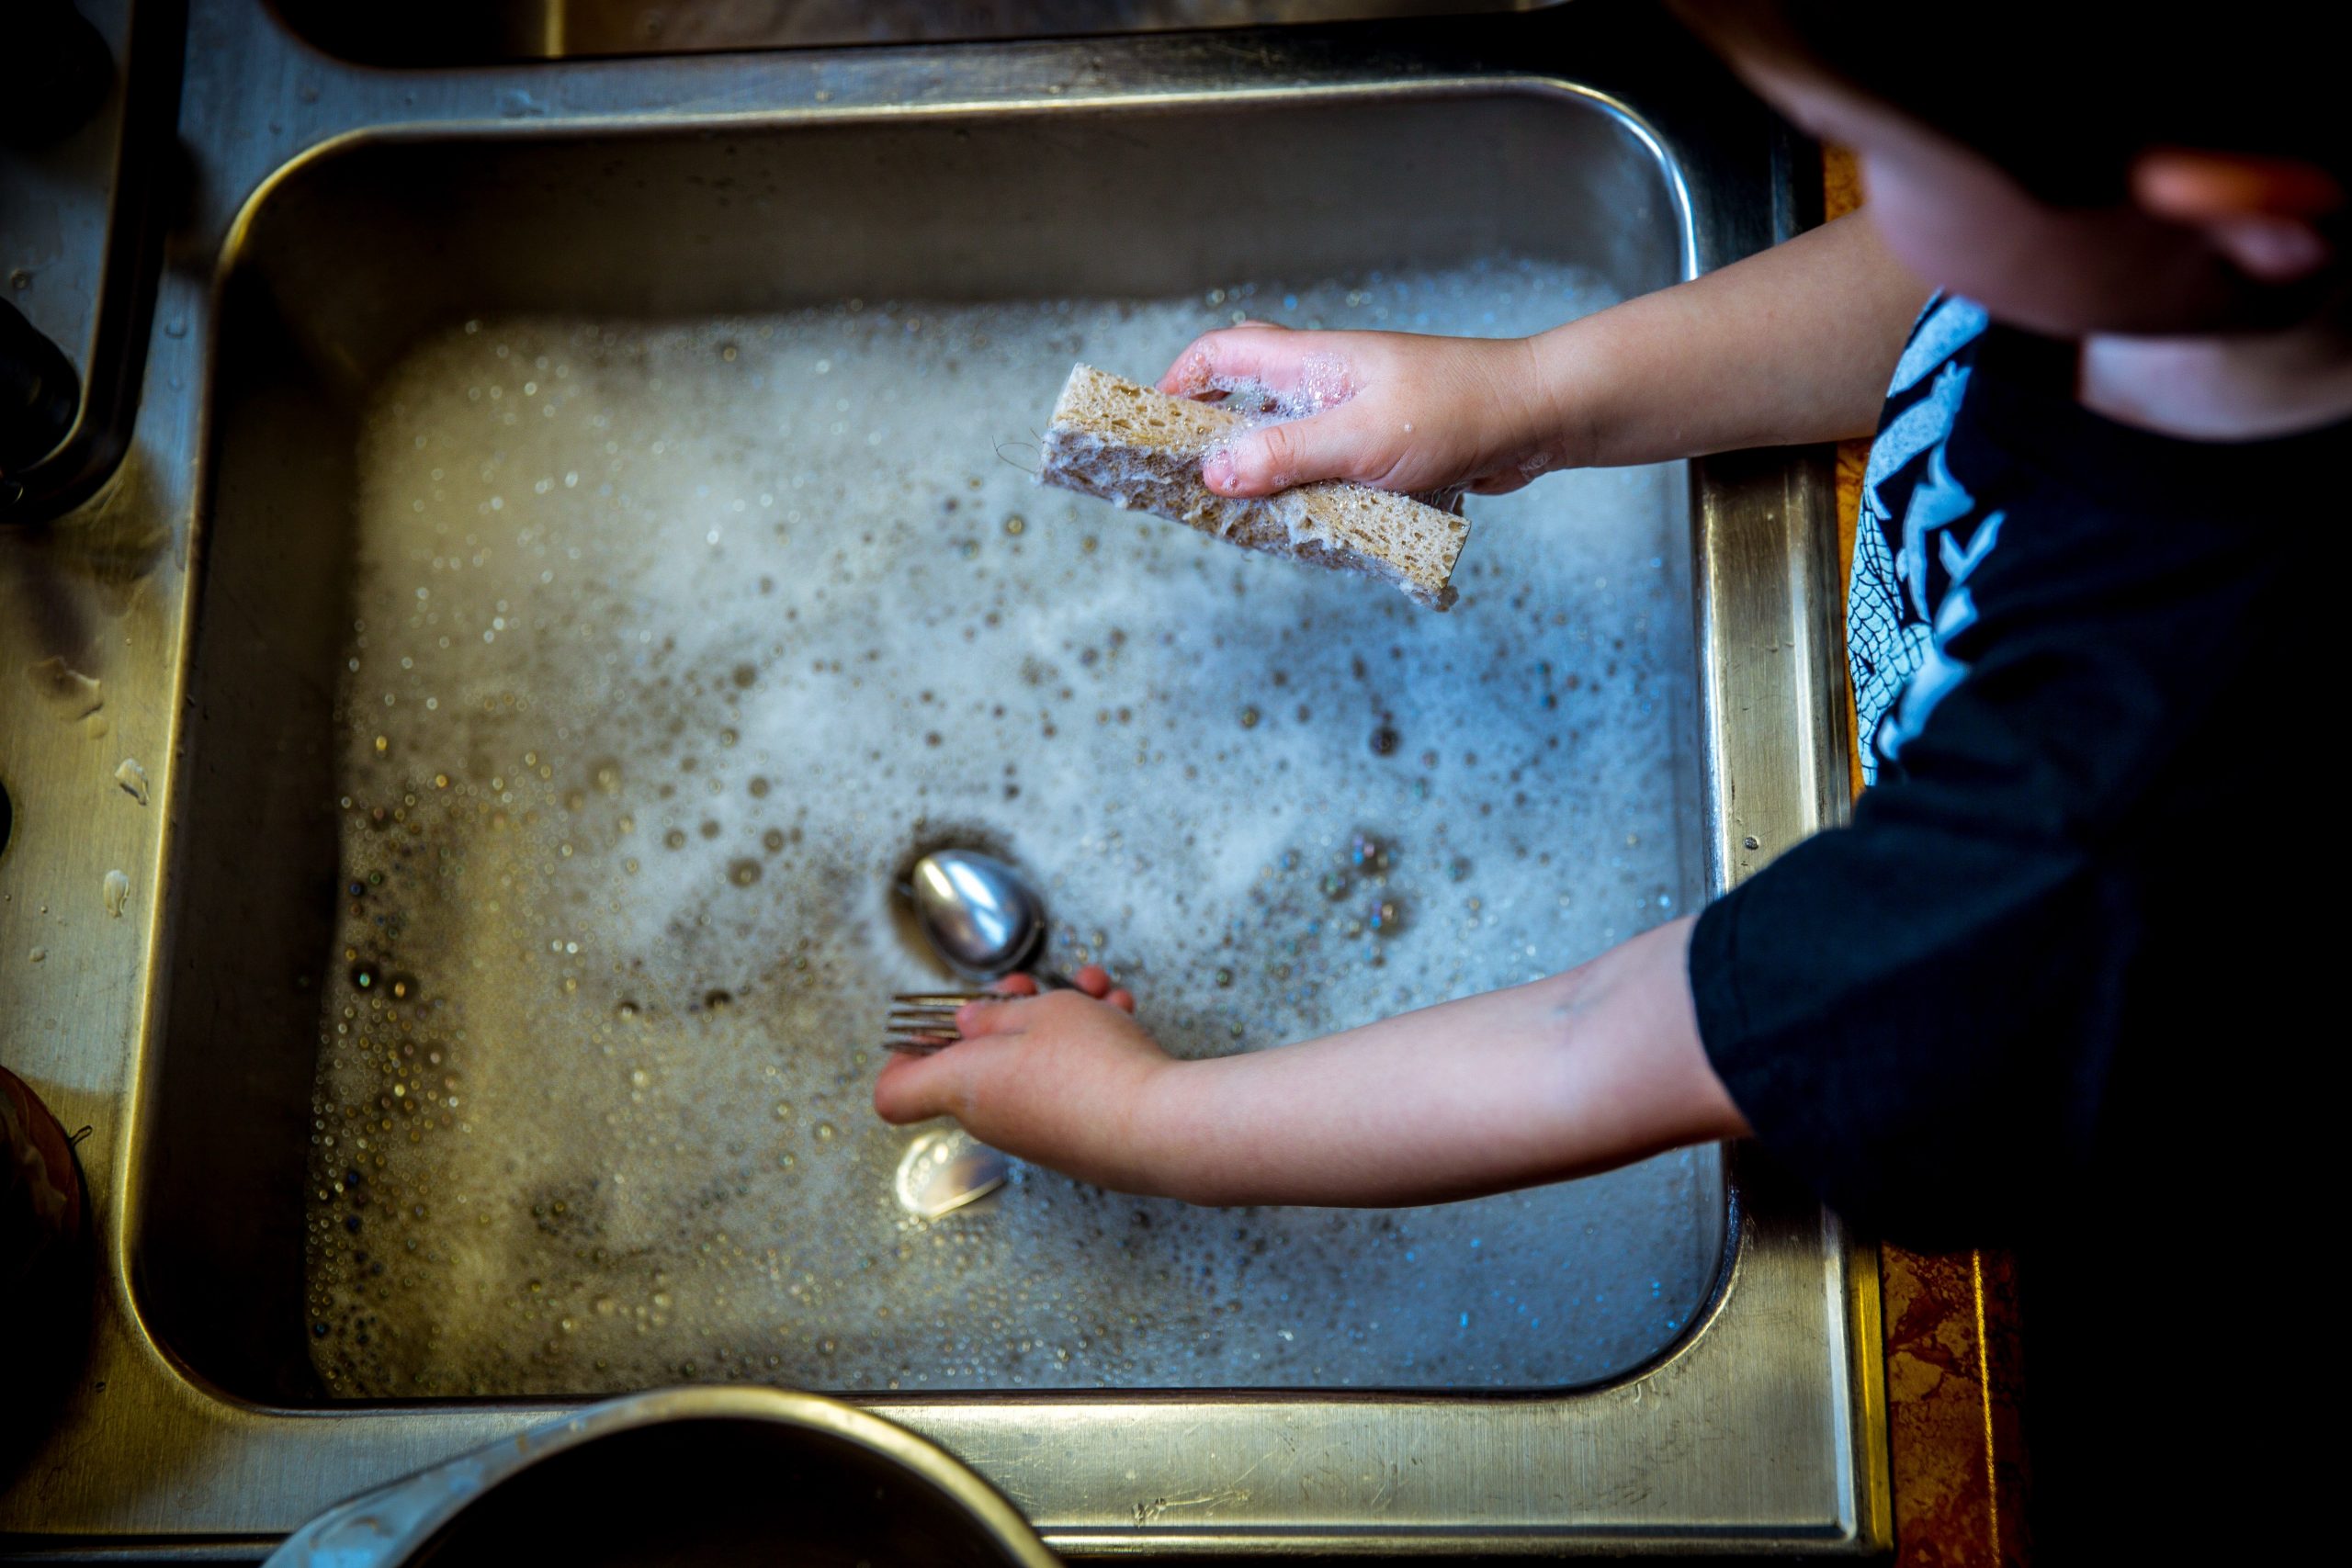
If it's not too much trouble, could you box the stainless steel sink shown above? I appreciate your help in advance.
[166,84,1742,1410]
[0,0,1880,1554]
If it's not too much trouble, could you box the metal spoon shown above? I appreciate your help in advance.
[894,1127,1008,1219]
[904,849,1071,987]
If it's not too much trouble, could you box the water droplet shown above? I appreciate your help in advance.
[663,829,686,850]
[616,999,639,1021]
[1002,514,1025,536]
[102,869,130,917]
[729,858,762,887]
[1369,725,1400,756]
[1214,967,1233,987]
[761,828,786,852]
[1238,706,1260,729]
[114,757,150,805]
[28,946,46,964]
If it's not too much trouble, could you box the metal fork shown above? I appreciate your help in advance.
[885,990,995,1055]
[885,970,1080,1055]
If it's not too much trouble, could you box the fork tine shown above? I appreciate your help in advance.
[884,985,1001,1058]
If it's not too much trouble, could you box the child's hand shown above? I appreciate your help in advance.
[1159,322,1569,501]
[872,966,1176,1193]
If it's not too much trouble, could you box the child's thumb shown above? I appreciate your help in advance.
[1202,414,1357,499]
[874,1051,952,1124]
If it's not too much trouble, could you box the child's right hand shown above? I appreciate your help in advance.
[1159,323,1574,501]
[874,967,1178,1196]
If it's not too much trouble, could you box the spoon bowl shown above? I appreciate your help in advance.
[906,849,1046,979]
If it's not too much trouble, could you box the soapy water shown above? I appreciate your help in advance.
[305,258,1720,1397]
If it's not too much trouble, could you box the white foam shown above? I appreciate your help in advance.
[305,260,1718,1397]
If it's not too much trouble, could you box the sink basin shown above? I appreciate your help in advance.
[150,89,1721,1405]
[0,3,1881,1552]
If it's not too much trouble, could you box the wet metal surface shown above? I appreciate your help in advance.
[0,0,1882,1553]
[296,273,1716,1398]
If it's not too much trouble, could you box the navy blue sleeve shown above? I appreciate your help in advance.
[1687,412,2296,1241]
[1689,773,2131,1240]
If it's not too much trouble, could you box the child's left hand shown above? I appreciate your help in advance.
[873,966,1179,1193]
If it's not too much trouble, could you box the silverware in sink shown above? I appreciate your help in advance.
[885,988,998,1056]
[894,849,1077,1052]
[904,848,1075,984]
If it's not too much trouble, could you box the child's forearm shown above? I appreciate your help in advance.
[1532,212,1929,469]
[1165,210,1927,500]
[1136,918,1748,1207]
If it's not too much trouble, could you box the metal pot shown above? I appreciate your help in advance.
[263,1388,1058,1567]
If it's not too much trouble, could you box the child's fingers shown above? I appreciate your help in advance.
[993,973,1041,997]
[1071,965,1138,1013]
[1203,406,1377,498]
[956,995,1027,1038]
[873,1050,951,1124]
[1068,966,1136,1013]
[1158,323,1298,397]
